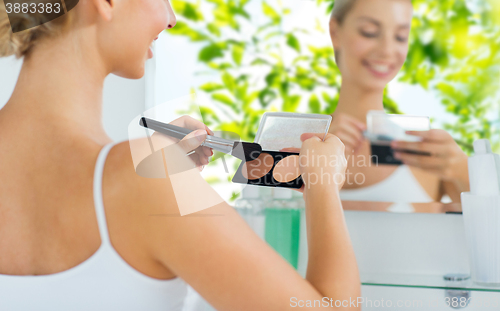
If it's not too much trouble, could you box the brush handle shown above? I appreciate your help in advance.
[139,117,235,154]
[139,117,192,140]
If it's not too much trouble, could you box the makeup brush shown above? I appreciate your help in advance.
[139,117,262,162]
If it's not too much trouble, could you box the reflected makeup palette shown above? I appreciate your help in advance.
[231,112,332,189]
[232,151,303,189]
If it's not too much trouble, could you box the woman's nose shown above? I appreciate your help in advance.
[167,15,177,29]
[378,33,394,57]
[166,2,177,29]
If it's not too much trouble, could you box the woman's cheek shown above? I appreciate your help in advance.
[400,46,410,65]
[352,36,376,59]
[153,1,170,30]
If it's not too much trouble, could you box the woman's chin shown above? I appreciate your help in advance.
[114,66,146,80]
[359,79,391,92]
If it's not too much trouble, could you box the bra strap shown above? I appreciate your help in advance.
[93,142,119,245]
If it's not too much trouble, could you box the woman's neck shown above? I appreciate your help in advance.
[2,30,112,145]
[334,80,385,124]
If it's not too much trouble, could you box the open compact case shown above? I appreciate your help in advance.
[232,112,332,189]
[364,111,431,165]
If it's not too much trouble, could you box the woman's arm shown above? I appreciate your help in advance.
[299,133,361,303]
[305,184,361,305]
[124,132,360,310]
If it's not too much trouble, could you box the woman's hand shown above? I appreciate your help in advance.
[329,112,367,154]
[299,133,347,192]
[151,115,213,169]
[391,129,469,184]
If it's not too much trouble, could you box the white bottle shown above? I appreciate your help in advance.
[461,139,500,284]
[468,139,500,196]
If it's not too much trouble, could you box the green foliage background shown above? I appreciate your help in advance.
[168,0,500,153]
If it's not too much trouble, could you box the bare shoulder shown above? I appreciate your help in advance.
[102,139,180,216]
[97,139,182,278]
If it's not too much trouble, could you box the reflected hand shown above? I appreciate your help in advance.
[329,112,366,154]
[391,129,468,182]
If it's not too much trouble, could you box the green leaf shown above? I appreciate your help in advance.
[262,2,280,23]
[207,23,221,37]
[199,82,225,92]
[232,45,244,65]
[258,88,276,107]
[212,93,235,108]
[199,44,224,62]
[283,95,301,112]
[221,72,236,92]
[251,58,271,66]
[265,72,279,85]
[167,21,209,42]
[172,1,204,21]
[286,33,301,52]
[308,95,321,113]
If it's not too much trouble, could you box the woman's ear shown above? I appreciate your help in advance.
[92,0,114,21]
[329,18,340,50]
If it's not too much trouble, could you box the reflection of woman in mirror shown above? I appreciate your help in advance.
[328,0,469,203]
[0,0,360,308]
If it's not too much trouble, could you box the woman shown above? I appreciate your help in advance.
[0,0,360,310]
[328,0,469,203]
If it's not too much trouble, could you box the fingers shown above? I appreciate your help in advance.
[333,132,359,152]
[394,151,446,170]
[405,129,449,142]
[340,122,365,142]
[280,147,301,153]
[300,133,343,149]
[178,129,207,154]
[390,141,445,156]
[346,116,367,132]
[330,125,363,147]
[329,113,366,152]
[172,115,215,135]
[188,150,209,167]
[334,113,367,131]
[300,133,325,142]
[201,146,213,157]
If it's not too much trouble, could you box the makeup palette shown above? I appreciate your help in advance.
[232,112,332,189]
[365,111,431,165]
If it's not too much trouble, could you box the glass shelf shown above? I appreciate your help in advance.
[361,273,500,292]
[341,201,463,214]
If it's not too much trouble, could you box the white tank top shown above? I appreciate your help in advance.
[340,165,433,203]
[0,142,188,311]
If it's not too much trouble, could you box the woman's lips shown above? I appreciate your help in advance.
[147,36,160,59]
[363,60,395,78]
[148,44,154,58]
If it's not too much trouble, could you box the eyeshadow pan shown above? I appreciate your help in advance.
[242,152,274,180]
[273,155,301,183]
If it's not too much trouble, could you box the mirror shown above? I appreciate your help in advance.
[155,0,500,213]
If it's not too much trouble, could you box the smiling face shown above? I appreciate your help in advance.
[330,0,413,91]
[98,0,176,79]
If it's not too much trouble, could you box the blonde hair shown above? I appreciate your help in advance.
[330,0,358,65]
[0,0,74,58]
[330,0,358,24]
